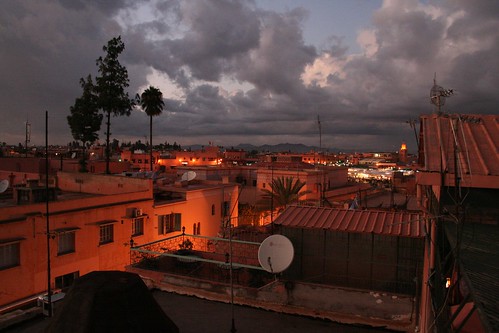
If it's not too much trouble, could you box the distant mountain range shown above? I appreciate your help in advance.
[186,143,345,153]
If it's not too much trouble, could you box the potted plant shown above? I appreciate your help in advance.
[176,239,193,256]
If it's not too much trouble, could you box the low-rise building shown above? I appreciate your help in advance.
[0,171,239,308]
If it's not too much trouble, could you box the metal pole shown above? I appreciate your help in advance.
[270,162,274,234]
[45,110,52,317]
[229,217,236,333]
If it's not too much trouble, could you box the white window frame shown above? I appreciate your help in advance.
[132,217,144,236]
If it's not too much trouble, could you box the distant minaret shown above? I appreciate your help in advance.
[399,142,408,164]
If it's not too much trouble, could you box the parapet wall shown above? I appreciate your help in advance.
[128,266,415,332]
[57,172,152,195]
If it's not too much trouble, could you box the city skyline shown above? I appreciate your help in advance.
[1,0,498,152]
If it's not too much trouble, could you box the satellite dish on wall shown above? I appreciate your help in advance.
[0,179,9,193]
[181,171,197,182]
[71,152,76,159]
[258,234,294,273]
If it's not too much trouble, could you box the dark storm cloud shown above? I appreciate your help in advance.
[169,0,261,82]
[0,0,125,145]
[234,8,316,96]
[1,0,498,152]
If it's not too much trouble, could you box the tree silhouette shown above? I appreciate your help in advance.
[138,86,164,171]
[95,36,135,174]
[67,75,102,172]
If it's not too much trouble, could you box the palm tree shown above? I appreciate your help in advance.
[258,176,310,215]
[138,86,164,171]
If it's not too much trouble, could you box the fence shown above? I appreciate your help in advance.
[130,233,275,288]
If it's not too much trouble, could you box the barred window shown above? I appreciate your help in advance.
[99,224,114,244]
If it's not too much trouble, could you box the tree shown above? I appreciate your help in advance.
[238,204,260,226]
[67,75,102,172]
[137,86,164,171]
[258,176,310,214]
[95,36,135,174]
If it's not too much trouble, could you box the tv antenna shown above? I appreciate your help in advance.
[430,73,454,113]
[317,114,322,160]
[258,234,294,273]
[406,119,419,151]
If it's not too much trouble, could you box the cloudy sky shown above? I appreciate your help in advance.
[1,0,498,153]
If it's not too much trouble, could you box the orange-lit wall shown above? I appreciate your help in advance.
[256,167,348,202]
[153,183,240,239]
[0,174,240,307]
[122,148,223,170]
[0,189,153,307]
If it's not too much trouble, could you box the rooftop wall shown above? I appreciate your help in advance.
[57,172,152,195]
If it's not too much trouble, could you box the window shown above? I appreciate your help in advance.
[158,213,182,235]
[58,231,75,255]
[211,204,215,216]
[192,222,201,235]
[222,201,230,217]
[55,271,79,291]
[132,218,144,236]
[99,224,114,244]
[0,242,20,270]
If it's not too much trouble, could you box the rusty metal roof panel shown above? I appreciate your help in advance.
[275,206,424,238]
[420,114,499,176]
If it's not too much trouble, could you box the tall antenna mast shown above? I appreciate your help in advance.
[317,115,322,164]
[317,114,325,207]
[25,117,31,158]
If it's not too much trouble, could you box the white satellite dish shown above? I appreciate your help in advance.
[258,234,294,273]
[181,171,197,182]
[71,152,76,159]
[0,179,9,193]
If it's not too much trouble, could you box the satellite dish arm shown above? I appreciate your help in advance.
[267,257,273,273]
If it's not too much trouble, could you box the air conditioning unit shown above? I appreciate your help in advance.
[135,208,143,217]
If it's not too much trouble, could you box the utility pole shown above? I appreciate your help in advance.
[25,119,31,158]
[45,111,52,317]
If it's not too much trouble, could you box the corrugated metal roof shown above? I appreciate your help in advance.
[274,205,424,238]
[444,222,499,332]
[419,114,499,176]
